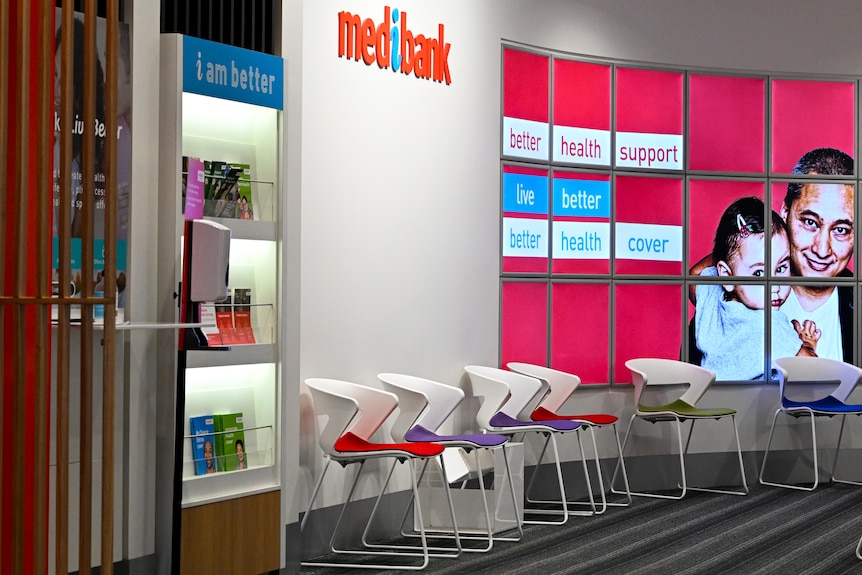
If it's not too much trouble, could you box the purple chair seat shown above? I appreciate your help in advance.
[405,425,508,447]
[490,411,579,432]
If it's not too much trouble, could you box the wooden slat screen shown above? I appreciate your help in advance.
[1,1,119,574]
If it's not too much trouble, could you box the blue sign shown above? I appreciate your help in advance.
[53,239,128,270]
[502,173,548,215]
[553,179,610,218]
[183,36,284,110]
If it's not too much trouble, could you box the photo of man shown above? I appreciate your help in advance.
[688,147,855,377]
[778,147,854,362]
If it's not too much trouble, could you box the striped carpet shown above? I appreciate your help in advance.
[299,482,862,574]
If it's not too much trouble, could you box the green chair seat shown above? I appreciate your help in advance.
[638,398,736,418]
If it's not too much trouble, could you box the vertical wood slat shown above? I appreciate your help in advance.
[13,1,31,573]
[33,2,53,574]
[78,0,98,573]
[56,1,76,574]
[0,0,8,570]
[101,1,118,573]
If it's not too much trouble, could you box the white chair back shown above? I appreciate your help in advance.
[507,362,580,413]
[378,373,464,435]
[465,365,542,426]
[624,358,715,407]
[773,356,862,402]
[305,378,398,449]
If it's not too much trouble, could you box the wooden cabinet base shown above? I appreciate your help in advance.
[181,490,280,575]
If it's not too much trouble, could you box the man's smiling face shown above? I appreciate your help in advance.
[782,183,854,278]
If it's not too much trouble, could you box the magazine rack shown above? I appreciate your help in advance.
[157,34,284,575]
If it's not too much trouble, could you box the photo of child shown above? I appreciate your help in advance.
[689,197,820,380]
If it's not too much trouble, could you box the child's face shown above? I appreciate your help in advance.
[719,232,792,310]
[769,232,792,308]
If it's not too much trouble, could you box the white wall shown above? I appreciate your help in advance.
[289,0,862,531]
[291,0,503,520]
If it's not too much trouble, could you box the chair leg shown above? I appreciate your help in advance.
[461,449,495,552]
[300,457,332,533]
[684,416,748,496]
[613,414,686,500]
[605,422,632,507]
[522,433,570,525]
[398,449,503,552]
[457,445,524,547]
[610,413,637,497]
[758,408,782,487]
[612,413,746,500]
[494,442,525,541]
[759,409,819,491]
[574,425,608,515]
[313,457,432,570]
[524,429,598,517]
[362,458,462,559]
[831,414,862,486]
[523,433,552,508]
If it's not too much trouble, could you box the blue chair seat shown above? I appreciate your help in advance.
[782,395,862,413]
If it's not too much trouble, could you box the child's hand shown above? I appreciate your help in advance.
[792,319,821,351]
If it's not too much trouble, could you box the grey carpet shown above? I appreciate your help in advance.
[299,482,862,574]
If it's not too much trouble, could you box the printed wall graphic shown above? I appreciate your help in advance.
[614,284,682,383]
[551,171,610,275]
[615,67,683,170]
[52,10,131,316]
[499,45,860,384]
[500,281,548,368]
[688,179,766,274]
[771,79,855,174]
[502,48,549,161]
[614,175,683,276]
[551,283,609,384]
[689,74,765,173]
[501,164,549,274]
[553,59,611,166]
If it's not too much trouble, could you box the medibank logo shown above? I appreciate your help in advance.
[337,6,452,85]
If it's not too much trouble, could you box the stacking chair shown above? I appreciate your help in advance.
[378,372,522,551]
[464,365,594,525]
[301,378,458,570]
[617,358,747,499]
[759,356,862,491]
[507,362,632,512]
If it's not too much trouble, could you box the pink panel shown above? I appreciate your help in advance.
[688,179,765,273]
[771,79,855,174]
[615,67,683,134]
[551,283,609,384]
[501,282,548,368]
[553,59,611,130]
[503,48,549,122]
[615,175,683,275]
[689,74,765,173]
[614,284,683,383]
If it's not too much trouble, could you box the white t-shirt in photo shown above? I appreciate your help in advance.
[780,287,842,361]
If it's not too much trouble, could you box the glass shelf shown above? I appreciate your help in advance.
[183,424,274,480]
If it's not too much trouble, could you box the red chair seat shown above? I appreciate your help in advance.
[532,406,617,426]
[334,432,444,457]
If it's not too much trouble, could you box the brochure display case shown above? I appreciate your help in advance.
[157,34,283,575]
